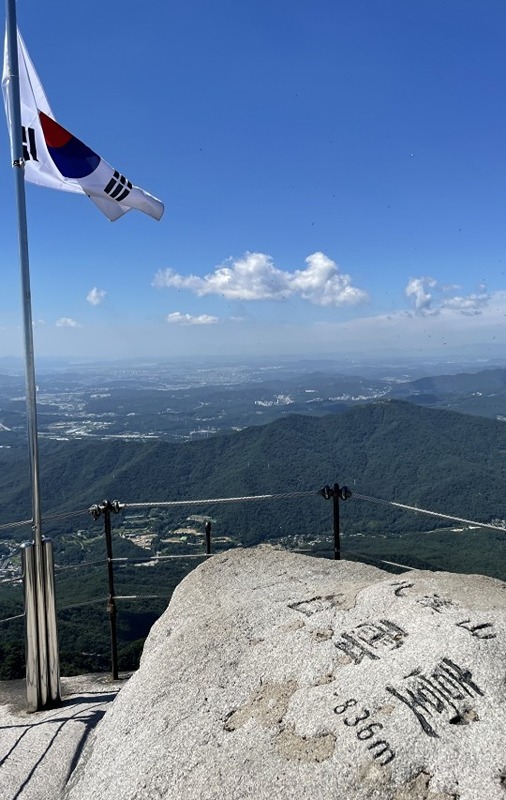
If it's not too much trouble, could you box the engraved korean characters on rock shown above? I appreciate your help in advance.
[286,576,499,768]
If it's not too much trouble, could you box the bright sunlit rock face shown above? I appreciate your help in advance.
[63,546,506,800]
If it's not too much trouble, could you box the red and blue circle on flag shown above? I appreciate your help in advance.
[39,111,100,178]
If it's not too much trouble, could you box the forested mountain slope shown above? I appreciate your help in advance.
[2,400,505,679]
[1,400,505,537]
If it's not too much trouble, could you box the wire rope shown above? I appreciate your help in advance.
[353,492,506,532]
[57,597,109,612]
[123,489,317,510]
[0,612,24,624]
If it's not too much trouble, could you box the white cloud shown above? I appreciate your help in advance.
[87,287,107,306]
[290,252,369,306]
[55,317,80,328]
[166,312,219,326]
[442,290,490,315]
[405,276,491,316]
[153,251,368,307]
[405,276,437,314]
[313,287,506,352]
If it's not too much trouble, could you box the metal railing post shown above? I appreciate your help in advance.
[332,483,340,561]
[103,503,119,680]
[320,483,352,561]
[91,500,123,680]
[204,520,211,556]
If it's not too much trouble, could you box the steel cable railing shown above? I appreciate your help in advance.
[57,594,165,612]
[113,594,162,601]
[1,487,503,545]
[0,506,91,537]
[111,554,209,564]
[1,483,504,684]
[0,612,24,624]
[0,573,23,584]
[339,548,416,572]
[352,492,506,533]
[121,497,503,535]
[0,518,32,533]
[58,597,110,612]
[123,489,318,510]
[54,558,110,572]
[122,491,506,533]
[44,508,91,524]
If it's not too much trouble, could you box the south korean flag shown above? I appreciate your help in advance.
[2,28,164,222]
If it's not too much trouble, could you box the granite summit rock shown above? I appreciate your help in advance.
[63,546,506,800]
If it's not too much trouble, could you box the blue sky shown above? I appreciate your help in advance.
[1,0,505,361]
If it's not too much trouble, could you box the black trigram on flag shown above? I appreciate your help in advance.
[104,170,132,203]
[22,126,38,162]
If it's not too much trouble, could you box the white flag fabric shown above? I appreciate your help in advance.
[2,29,164,221]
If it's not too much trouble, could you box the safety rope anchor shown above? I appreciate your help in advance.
[89,499,124,520]
[319,484,352,501]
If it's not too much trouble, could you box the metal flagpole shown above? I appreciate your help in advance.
[5,0,60,710]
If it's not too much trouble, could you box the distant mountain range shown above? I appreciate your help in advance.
[390,368,506,418]
[1,365,505,447]
[401,368,506,394]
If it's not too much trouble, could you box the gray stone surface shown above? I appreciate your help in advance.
[63,546,506,800]
[0,673,130,800]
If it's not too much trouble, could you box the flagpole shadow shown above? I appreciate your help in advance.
[0,687,122,800]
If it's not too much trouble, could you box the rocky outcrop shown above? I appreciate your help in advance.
[64,546,506,799]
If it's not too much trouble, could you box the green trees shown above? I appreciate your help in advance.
[1,400,506,677]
